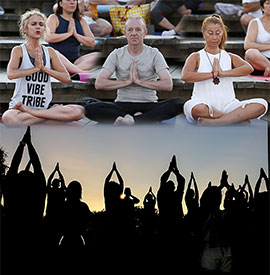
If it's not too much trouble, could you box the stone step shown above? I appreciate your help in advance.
[1,66,269,109]
[0,12,244,37]
[0,36,245,67]
[0,0,241,14]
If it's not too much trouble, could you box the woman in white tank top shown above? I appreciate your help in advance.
[181,14,267,125]
[244,0,270,76]
[2,9,85,127]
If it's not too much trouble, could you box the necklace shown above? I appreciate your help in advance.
[204,49,221,85]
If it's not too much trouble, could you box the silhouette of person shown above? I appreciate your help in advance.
[2,126,46,274]
[157,155,185,224]
[0,147,8,275]
[156,155,186,271]
[252,168,269,275]
[43,162,67,256]
[121,187,140,235]
[58,180,93,273]
[45,162,66,217]
[198,171,233,274]
[142,187,157,248]
[3,126,46,224]
[185,171,199,214]
[104,161,124,215]
[183,171,200,272]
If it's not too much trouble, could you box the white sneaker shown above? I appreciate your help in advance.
[161,29,176,36]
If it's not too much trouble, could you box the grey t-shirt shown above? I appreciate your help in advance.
[102,44,169,102]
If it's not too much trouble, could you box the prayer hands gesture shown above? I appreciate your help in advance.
[128,61,140,85]
[213,57,224,77]
[68,18,77,36]
[21,126,31,145]
[34,47,44,71]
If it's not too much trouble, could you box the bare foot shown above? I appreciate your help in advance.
[114,116,125,126]
[134,112,143,116]
[51,104,63,108]
[183,9,192,14]
[197,117,216,126]
[13,102,32,113]
[114,114,135,126]
[198,117,251,126]
[240,119,251,126]
[264,67,270,77]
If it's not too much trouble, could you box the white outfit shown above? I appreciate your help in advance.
[242,0,263,18]
[184,49,268,123]
[255,17,270,58]
[9,44,52,110]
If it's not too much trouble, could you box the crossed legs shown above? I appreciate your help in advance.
[84,98,183,125]
[2,103,85,127]
[191,102,267,125]
[245,49,270,77]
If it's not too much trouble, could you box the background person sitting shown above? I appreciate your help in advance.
[79,0,113,37]
[46,0,99,75]
[151,0,192,36]
[240,0,263,32]
[244,0,270,77]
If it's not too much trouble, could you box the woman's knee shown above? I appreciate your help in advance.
[257,101,267,116]
[245,49,261,62]
[68,105,85,120]
[191,104,209,118]
[2,110,20,127]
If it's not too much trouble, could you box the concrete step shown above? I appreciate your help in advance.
[0,0,241,14]
[0,36,245,67]
[0,12,245,37]
[1,66,269,109]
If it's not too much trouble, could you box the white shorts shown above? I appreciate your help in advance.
[183,98,268,123]
[200,245,233,273]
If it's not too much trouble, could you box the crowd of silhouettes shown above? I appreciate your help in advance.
[0,127,269,274]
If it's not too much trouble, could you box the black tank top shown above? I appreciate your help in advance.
[48,14,84,63]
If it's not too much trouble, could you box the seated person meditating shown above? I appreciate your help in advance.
[244,0,270,77]
[181,14,267,125]
[46,0,99,77]
[83,16,183,125]
[2,9,85,127]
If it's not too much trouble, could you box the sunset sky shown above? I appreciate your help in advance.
[0,117,268,213]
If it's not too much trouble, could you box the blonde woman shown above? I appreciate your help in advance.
[181,14,267,125]
[2,9,85,127]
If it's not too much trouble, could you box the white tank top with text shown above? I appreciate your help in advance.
[9,44,52,109]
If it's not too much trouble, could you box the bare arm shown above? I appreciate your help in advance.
[7,140,25,175]
[95,68,132,90]
[7,47,40,80]
[47,165,57,188]
[244,19,270,51]
[181,52,212,83]
[243,2,261,13]
[45,14,73,43]
[46,47,70,83]
[218,53,253,77]
[133,64,173,91]
[74,18,95,48]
